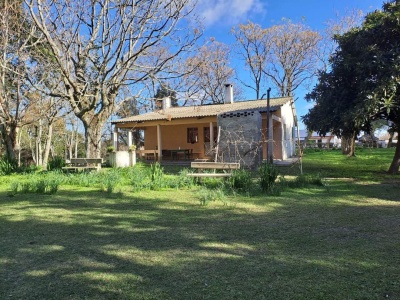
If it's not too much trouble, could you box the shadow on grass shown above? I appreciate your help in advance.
[0,186,399,299]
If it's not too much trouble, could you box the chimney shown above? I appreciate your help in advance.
[162,96,171,109]
[224,84,233,104]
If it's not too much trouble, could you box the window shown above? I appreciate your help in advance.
[187,128,198,144]
[204,127,218,143]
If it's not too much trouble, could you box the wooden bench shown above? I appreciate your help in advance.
[136,150,158,161]
[187,162,240,178]
[62,158,104,172]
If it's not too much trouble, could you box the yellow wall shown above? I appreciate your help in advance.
[143,122,217,159]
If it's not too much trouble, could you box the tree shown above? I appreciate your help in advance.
[25,0,201,158]
[232,22,269,99]
[304,1,400,173]
[303,64,368,156]
[265,20,322,97]
[233,20,321,98]
[317,9,364,72]
[154,83,178,109]
[0,0,43,161]
[349,0,400,173]
[185,39,238,104]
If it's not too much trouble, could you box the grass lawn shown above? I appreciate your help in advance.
[1,148,400,299]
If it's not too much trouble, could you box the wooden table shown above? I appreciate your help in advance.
[170,149,192,160]
[136,150,158,161]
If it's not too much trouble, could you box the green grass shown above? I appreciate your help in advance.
[0,148,400,299]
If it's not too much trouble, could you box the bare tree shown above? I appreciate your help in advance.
[233,20,321,98]
[0,0,42,160]
[24,91,65,168]
[318,9,364,72]
[264,20,321,97]
[185,38,239,104]
[232,22,270,99]
[25,0,201,158]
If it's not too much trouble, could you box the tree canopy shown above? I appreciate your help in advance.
[303,0,400,173]
[24,0,201,158]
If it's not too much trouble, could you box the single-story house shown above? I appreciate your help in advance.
[296,130,341,148]
[111,84,298,167]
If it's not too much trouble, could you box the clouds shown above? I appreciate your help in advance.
[195,0,267,28]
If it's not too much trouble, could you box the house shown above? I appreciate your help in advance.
[296,130,341,148]
[111,84,298,167]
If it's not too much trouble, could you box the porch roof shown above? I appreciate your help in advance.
[112,97,291,124]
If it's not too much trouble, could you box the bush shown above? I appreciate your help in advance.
[0,156,18,175]
[101,169,121,194]
[130,163,151,192]
[229,169,253,192]
[258,162,279,192]
[150,162,165,190]
[9,172,63,195]
[197,186,227,206]
[48,156,65,171]
[170,168,196,189]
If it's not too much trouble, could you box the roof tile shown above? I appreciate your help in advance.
[112,97,291,124]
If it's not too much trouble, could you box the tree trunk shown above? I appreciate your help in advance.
[388,130,400,174]
[342,137,351,155]
[82,114,107,158]
[37,122,43,166]
[348,137,356,157]
[42,123,53,170]
[0,123,20,161]
[341,132,356,156]
[388,131,394,148]
[303,130,312,150]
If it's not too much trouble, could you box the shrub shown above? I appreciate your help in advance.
[101,169,121,194]
[20,182,32,193]
[169,168,196,189]
[258,162,279,192]
[229,169,253,192]
[0,156,18,175]
[290,174,324,188]
[150,162,165,190]
[34,179,47,194]
[48,156,65,171]
[197,186,227,206]
[106,146,115,153]
[9,181,19,195]
[130,163,151,192]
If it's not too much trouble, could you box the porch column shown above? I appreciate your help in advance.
[209,122,214,150]
[157,124,162,162]
[281,122,285,159]
[128,130,133,148]
[268,117,273,162]
[113,126,118,150]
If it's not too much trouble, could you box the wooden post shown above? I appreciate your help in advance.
[157,124,162,162]
[266,88,273,163]
[209,122,214,150]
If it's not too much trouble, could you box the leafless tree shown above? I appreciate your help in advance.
[232,22,270,100]
[263,20,321,97]
[25,0,201,158]
[233,20,321,98]
[318,9,364,72]
[185,38,239,104]
[0,0,43,161]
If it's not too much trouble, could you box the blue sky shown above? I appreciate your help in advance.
[193,0,385,129]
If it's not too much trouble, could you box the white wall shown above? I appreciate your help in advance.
[279,101,296,159]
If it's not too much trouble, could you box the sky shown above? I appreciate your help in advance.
[193,0,385,129]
